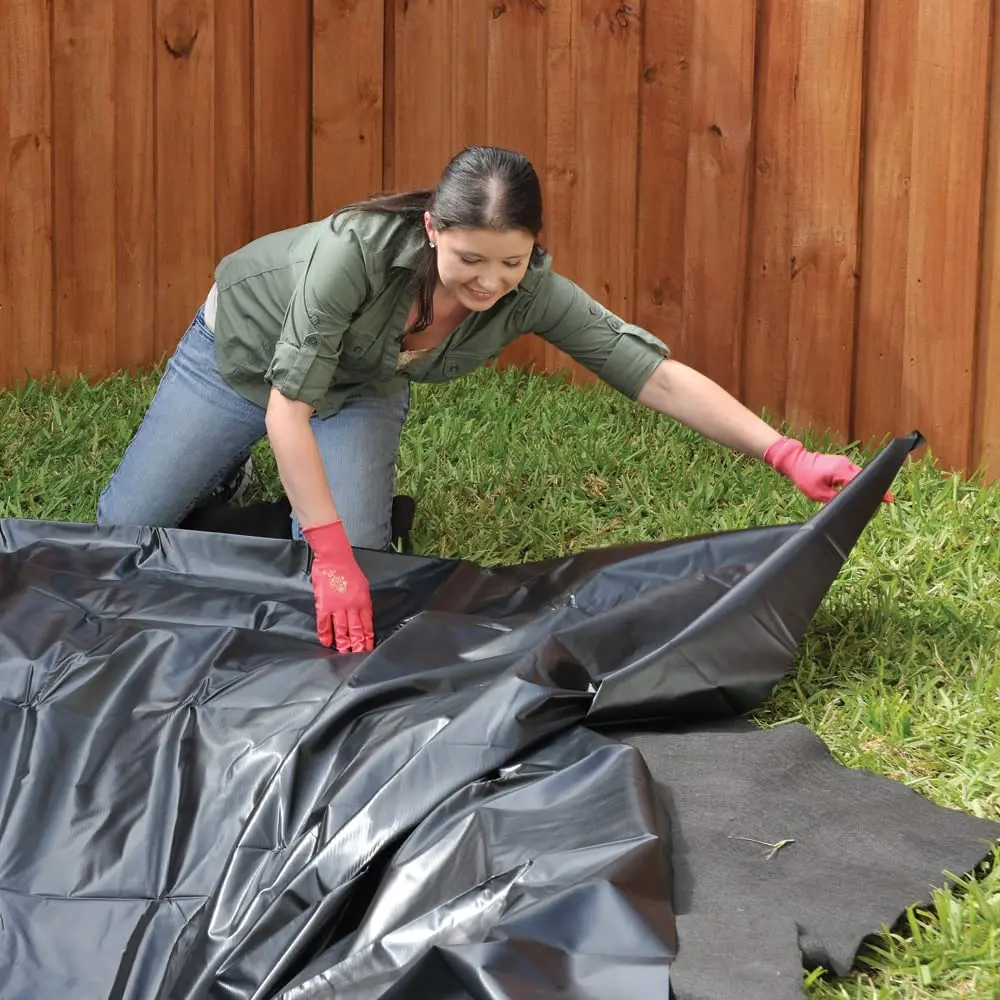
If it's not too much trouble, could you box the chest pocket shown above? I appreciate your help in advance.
[337,332,383,378]
[435,348,497,382]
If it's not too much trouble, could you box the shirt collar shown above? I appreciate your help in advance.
[390,227,426,271]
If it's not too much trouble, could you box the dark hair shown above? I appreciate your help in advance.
[332,146,546,334]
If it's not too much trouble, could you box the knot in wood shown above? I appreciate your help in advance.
[162,5,199,59]
[614,3,635,29]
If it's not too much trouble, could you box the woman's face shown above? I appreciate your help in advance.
[425,216,535,312]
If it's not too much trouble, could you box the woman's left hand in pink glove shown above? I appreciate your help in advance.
[763,436,893,504]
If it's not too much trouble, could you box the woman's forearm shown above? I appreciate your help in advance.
[265,387,341,528]
[636,359,782,459]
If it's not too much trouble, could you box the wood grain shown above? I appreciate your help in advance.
[635,0,693,355]
[974,1,1000,482]
[382,0,397,190]
[784,0,865,442]
[742,0,798,422]
[253,0,311,235]
[115,0,157,373]
[681,0,756,397]
[52,0,116,377]
[573,0,642,321]
[0,0,8,385]
[537,0,580,377]
[1,0,54,386]
[488,0,551,374]
[213,0,253,259]
[312,0,385,216]
[392,0,455,189]
[451,0,490,153]
[901,0,991,472]
[0,0,996,483]
[545,0,641,386]
[852,0,918,450]
[155,0,216,359]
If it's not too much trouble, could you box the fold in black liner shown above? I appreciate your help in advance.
[2,431,996,1000]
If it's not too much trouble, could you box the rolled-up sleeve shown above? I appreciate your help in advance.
[523,272,670,398]
[264,226,370,408]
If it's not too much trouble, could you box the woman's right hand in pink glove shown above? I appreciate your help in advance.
[301,519,375,653]
[763,436,893,504]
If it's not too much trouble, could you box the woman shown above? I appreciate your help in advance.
[98,145,878,655]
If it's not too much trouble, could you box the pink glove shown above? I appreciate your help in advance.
[763,436,893,504]
[301,519,375,653]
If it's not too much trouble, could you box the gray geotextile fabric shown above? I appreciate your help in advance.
[609,720,1000,999]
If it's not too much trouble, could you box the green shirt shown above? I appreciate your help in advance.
[212,210,670,418]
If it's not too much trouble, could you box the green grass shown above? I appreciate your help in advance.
[2,363,1000,997]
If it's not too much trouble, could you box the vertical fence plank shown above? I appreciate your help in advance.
[635,0,692,356]
[392,0,456,189]
[523,0,643,385]
[312,0,384,216]
[784,0,865,442]
[382,0,397,190]
[391,0,490,190]
[52,0,116,378]
[852,0,917,450]
[451,1,490,152]
[0,0,8,386]
[487,0,548,187]
[115,0,157,373]
[539,0,580,375]
[253,0,311,235]
[488,0,550,373]
[155,0,216,358]
[573,0,642,324]
[2,0,54,387]
[214,0,253,259]
[901,0,992,472]
[974,3,1000,483]
[742,0,798,422]
[543,0,641,386]
[680,0,756,397]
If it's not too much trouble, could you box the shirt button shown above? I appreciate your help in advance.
[352,345,363,354]
[589,305,600,316]
[304,334,319,347]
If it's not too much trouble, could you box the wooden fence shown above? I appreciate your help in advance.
[2,1,999,479]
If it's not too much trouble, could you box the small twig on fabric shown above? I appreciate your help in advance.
[729,835,796,860]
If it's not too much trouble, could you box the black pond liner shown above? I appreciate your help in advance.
[2,431,997,999]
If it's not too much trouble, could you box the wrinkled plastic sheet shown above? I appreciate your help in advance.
[2,431,998,999]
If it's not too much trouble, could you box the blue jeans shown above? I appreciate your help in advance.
[96,308,410,549]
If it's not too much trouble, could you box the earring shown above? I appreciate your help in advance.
[429,240,436,248]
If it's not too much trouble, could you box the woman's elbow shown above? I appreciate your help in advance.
[636,359,675,407]
[265,386,312,435]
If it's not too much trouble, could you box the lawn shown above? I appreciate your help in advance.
[2,363,999,998]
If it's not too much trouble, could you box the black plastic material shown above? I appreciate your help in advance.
[3,431,996,1000]
[178,494,417,553]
